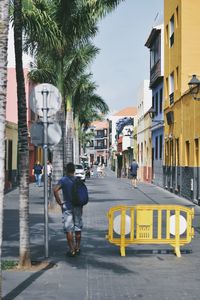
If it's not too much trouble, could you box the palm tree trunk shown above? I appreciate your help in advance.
[0,1,9,296]
[65,95,74,163]
[51,107,65,183]
[14,0,31,268]
[0,0,9,299]
[50,59,65,206]
[74,115,80,164]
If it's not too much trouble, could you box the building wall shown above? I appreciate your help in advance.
[152,81,164,187]
[5,24,35,189]
[164,0,200,202]
[137,80,152,182]
[143,113,152,183]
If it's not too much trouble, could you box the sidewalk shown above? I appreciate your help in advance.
[2,171,200,300]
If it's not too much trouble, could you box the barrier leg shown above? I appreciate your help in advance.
[174,245,181,258]
[120,246,126,257]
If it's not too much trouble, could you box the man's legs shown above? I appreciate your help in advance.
[38,174,42,186]
[66,232,75,252]
[75,231,81,251]
[133,176,137,188]
[74,207,83,253]
[35,174,39,186]
[63,211,76,256]
[131,175,137,188]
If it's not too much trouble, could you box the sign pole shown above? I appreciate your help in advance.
[30,83,62,259]
[42,86,49,258]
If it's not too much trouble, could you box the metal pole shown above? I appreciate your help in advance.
[42,87,49,258]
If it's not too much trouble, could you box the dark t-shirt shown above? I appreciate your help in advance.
[58,175,76,210]
[130,162,138,175]
[34,164,43,175]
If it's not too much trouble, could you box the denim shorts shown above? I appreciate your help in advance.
[62,207,83,233]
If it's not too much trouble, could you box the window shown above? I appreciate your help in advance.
[175,6,179,28]
[159,88,163,113]
[155,92,158,116]
[176,138,180,166]
[152,95,155,110]
[175,66,179,90]
[165,141,169,165]
[159,135,163,160]
[155,136,158,160]
[150,37,160,69]
[165,25,169,45]
[170,140,173,166]
[185,141,190,166]
[165,77,169,99]
[195,139,199,166]
[141,142,143,163]
[169,72,174,104]
[169,15,174,47]
[97,140,104,148]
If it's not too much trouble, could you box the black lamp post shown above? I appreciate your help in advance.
[148,107,164,124]
[149,107,156,119]
[188,74,200,100]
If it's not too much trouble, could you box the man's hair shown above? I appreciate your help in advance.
[133,159,136,162]
[65,162,75,174]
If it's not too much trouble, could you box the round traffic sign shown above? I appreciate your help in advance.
[47,122,62,145]
[30,83,62,117]
[30,123,43,146]
[30,122,62,146]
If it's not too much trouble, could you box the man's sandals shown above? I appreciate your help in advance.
[66,248,80,257]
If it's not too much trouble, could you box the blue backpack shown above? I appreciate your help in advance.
[71,178,89,207]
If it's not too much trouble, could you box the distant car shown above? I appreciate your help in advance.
[75,164,86,181]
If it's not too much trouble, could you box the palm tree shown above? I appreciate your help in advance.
[33,0,124,174]
[0,0,10,295]
[57,0,124,167]
[73,73,109,161]
[14,0,31,268]
[11,0,62,266]
[25,0,124,204]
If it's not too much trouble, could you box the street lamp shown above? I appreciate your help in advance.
[148,107,164,124]
[188,74,200,100]
[149,107,156,119]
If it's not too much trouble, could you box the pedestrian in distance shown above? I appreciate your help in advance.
[97,163,103,177]
[47,160,53,196]
[53,162,84,257]
[129,159,139,188]
[32,160,43,187]
[47,160,53,177]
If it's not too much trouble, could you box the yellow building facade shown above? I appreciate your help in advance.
[164,0,200,201]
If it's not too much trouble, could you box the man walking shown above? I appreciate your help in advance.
[53,162,83,257]
[32,161,43,187]
[130,159,139,188]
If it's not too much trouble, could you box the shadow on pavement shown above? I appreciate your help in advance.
[3,263,54,300]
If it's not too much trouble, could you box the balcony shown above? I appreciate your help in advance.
[150,60,161,87]
[94,145,107,150]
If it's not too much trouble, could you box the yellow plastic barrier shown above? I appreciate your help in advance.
[106,205,194,257]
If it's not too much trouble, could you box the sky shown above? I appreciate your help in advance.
[90,0,163,113]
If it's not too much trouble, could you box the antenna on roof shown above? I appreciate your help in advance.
[154,12,159,23]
